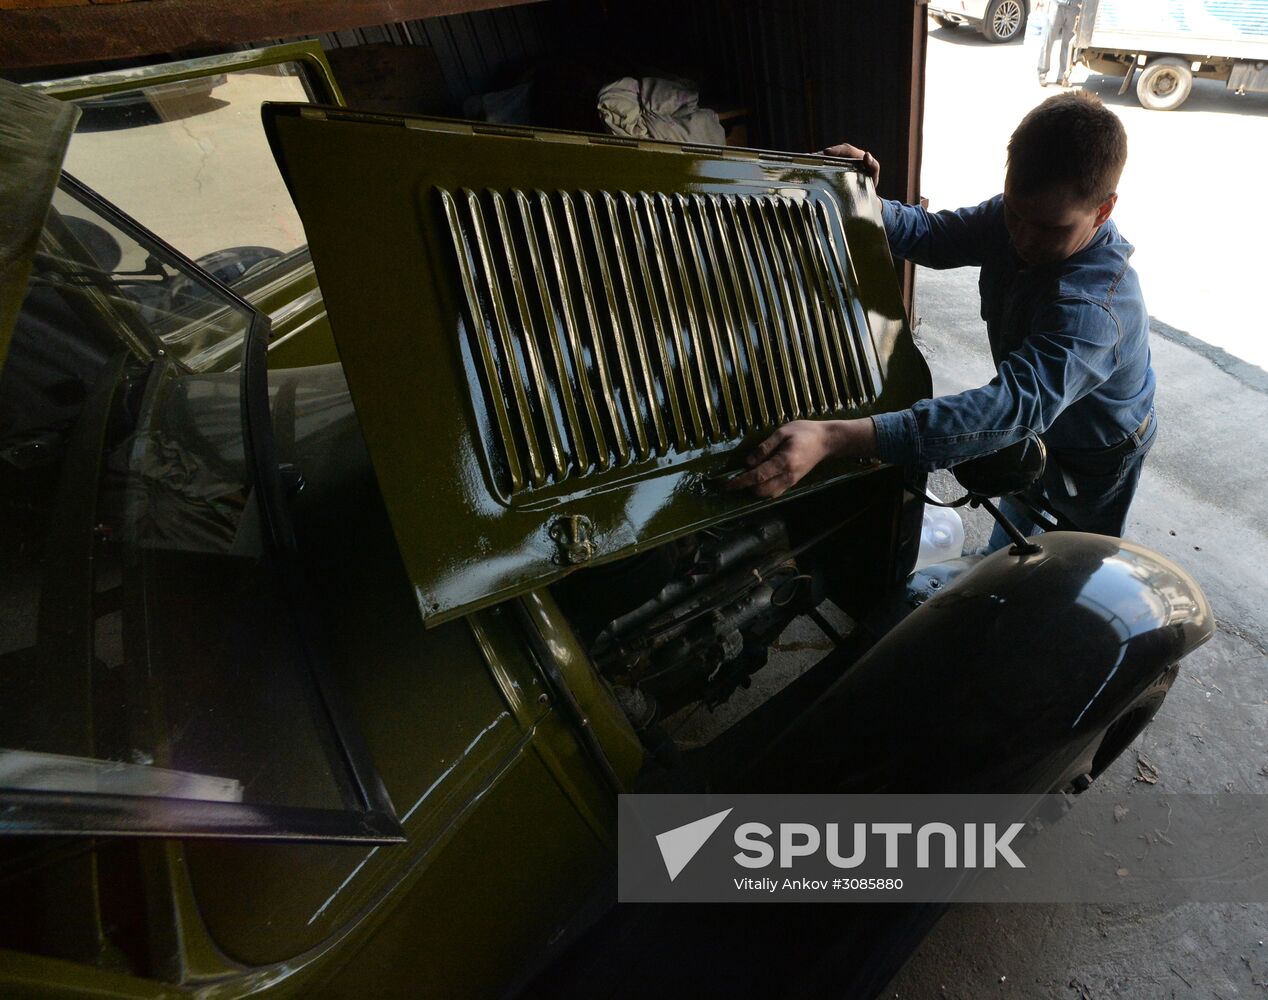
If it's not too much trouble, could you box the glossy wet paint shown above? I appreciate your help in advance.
[740,531,1213,795]
[262,104,932,625]
[528,532,1213,999]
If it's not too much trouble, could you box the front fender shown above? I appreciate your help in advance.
[746,532,1213,794]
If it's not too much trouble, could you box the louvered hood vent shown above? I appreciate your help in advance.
[441,186,881,497]
[264,104,929,623]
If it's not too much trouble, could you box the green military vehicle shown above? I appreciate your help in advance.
[1,41,1211,999]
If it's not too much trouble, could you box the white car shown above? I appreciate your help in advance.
[929,0,1030,42]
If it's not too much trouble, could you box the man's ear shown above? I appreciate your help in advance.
[1094,192,1118,227]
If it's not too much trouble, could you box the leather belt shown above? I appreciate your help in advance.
[1133,410,1152,440]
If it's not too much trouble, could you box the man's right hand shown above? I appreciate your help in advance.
[724,418,879,499]
[724,421,836,499]
[821,142,880,188]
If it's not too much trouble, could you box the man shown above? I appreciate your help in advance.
[729,92,1156,550]
[1038,0,1083,88]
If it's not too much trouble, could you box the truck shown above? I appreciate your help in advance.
[1071,0,1268,110]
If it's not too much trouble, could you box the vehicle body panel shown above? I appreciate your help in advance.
[263,104,930,626]
[741,532,1212,794]
[525,532,1214,997]
[1,347,629,992]
[1079,0,1268,62]
[929,0,992,23]
[1072,0,1268,103]
[24,45,345,107]
[174,360,631,970]
[929,0,1030,40]
[0,82,80,365]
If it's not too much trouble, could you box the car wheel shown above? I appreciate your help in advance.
[1061,663,1179,795]
[1136,56,1193,110]
[981,0,1027,42]
[932,14,960,29]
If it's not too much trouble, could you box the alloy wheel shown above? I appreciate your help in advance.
[993,0,1023,38]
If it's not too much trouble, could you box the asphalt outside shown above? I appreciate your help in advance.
[879,21,1268,1000]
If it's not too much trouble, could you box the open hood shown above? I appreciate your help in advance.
[0,79,79,369]
[263,104,929,624]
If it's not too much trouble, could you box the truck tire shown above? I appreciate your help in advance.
[1136,56,1193,110]
[981,0,1027,42]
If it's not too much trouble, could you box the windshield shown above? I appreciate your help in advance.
[60,63,318,289]
[45,180,263,370]
[0,176,398,841]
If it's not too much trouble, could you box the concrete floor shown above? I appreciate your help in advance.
[875,21,1268,998]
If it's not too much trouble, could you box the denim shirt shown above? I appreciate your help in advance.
[870,195,1155,470]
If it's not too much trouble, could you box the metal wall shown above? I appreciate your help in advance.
[644,0,926,203]
[307,0,926,303]
[310,0,925,202]
[315,4,560,102]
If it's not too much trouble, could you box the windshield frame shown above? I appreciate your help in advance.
[27,43,344,298]
[0,170,403,845]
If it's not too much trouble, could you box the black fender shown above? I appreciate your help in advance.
[744,531,1213,794]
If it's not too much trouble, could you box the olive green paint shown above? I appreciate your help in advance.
[1,48,929,998]
[27,43,344,107]
[0,81,80,370]
[519,590,645,788]
[263,105,931,626]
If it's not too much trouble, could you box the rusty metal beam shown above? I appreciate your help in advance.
[0,0,546,72]
[900,0,929,318]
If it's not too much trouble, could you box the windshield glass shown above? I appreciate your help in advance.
[0,178,391,838]
[61,63,316,289]
[46,182,261,370]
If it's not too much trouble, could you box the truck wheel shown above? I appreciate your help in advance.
[1136,56,1193,110]
[981,0,1027,42]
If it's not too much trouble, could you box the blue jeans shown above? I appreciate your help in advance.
[987,408,1157,551]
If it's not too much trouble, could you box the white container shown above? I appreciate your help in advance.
[914,495,966,571]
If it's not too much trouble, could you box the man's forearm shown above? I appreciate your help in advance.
[822,417,880,460]
[871,408,921,465]
[881,197,996,270]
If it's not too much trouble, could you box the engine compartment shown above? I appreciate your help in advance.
[560,516,813,712]
[550,480,910,758]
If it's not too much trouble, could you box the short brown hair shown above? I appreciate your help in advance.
[1006,92,1127,206]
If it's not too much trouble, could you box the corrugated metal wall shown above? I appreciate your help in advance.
[298,0,923,200]
[314,5,561,101]
[648,0,924,200]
